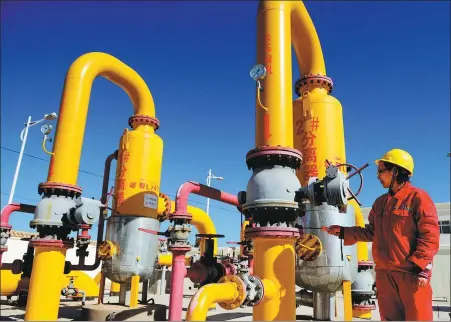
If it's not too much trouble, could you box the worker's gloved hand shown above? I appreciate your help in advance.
[321,225,343,237]
[416,268,430,287]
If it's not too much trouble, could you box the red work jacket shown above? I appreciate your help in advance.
[343,182,440,276]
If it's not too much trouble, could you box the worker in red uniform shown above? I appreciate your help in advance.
[323,149,440,321]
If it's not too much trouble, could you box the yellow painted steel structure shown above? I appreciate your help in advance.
[25,52,161,321]
[46,52,156,185]
[129,275,140,308]
[113,127,163,219]
[24,247,67,321]
[2,270,99,298]
[253,237,297,321]
[186,281,244,321]
[255,1,326,148]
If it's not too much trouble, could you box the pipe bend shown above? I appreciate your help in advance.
[1,203,36,228]
[186,282,241,321]
[257,1,326,76]
[65,52,155,117]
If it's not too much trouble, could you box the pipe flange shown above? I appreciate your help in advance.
[242,203,300,226]
[353,303,377,311]
[98,240,117,260]
[168,212,192,221]
[240,274,264,307]
[245,226,300,238]
[294,74,333,96]
[358,260,374,269]
[38,182,82,197]
[0,227,11,247]
[29,237,74,249]
[295,233,322,261]
[168,244,191,253]
[0,246,7,253]
[168,223,192,242]
[128,114,160,130]
[246,145,303,170]
[157,192,171,222]
[217,275,246,310]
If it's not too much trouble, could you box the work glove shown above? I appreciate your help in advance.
[321,225,343,238]
[416,265,431,287]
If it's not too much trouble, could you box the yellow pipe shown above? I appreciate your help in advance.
[129,275,140,308]
[157,253,191,267]
[186,282,241,321]
[349,199,368,261]
[159,199,218,256]
[255,1,326,148]
[93,271,120,293]
[343,280,353,321]
[25,247,67,321]
[1,270,99,298]
[253,237,296,321]
[47,52,156,185]
[240,220,249,256]
[0,270,21,296]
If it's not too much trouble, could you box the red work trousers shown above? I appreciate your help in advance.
[376,271,433,321]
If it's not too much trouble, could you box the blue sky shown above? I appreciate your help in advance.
[1,1,449,246]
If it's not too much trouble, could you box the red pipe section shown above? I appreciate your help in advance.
[174,181,240,216]
[168,181,240,321]
[0,203,36,267]
[168,251,191,321]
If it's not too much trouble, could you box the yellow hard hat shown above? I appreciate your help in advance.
[375,149,414,176]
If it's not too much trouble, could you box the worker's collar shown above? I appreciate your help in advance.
[389,181,412,199]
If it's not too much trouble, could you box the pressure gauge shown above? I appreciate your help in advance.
[40,124,53,135]
[249,64,267,81]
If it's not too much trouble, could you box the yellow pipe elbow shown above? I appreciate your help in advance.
[186,278,245,321]
[47,52,156,185]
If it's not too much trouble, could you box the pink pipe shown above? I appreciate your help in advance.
[0,203,36,267]
[168,251,189,321]
[174,181,239,216]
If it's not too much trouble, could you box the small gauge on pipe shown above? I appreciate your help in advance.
[249,64,267,81]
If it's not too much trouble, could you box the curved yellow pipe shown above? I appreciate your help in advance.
[186,282,239,321]
[47,52,156,185]
[0,270,21,296]
[256,1,326,147]
[158,198,218,256]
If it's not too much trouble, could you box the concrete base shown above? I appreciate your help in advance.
[81,303,167,321]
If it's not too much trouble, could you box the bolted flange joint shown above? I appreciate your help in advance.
[294,74,333,96]
[217,275,247,310]
[239,274,264,307]
[246,145,303,171]
[0,226,12,250]
[245,226,301,239]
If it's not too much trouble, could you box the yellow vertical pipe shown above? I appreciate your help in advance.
[25,247,67,321]
[342,280,352,321]
[253,237,296,321]
[129,275,140,308]
[256,2,293,148]
[240,220,249,256]
[349,199,368,261]
[46,52,156,185]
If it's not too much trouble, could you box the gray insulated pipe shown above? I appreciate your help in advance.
[295,202,358,292]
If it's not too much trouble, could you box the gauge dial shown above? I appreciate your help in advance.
[249,64,267,81]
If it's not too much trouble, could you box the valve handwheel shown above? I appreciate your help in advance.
[326,160,369,206]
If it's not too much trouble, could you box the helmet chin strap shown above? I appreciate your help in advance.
[388,167,398,196]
